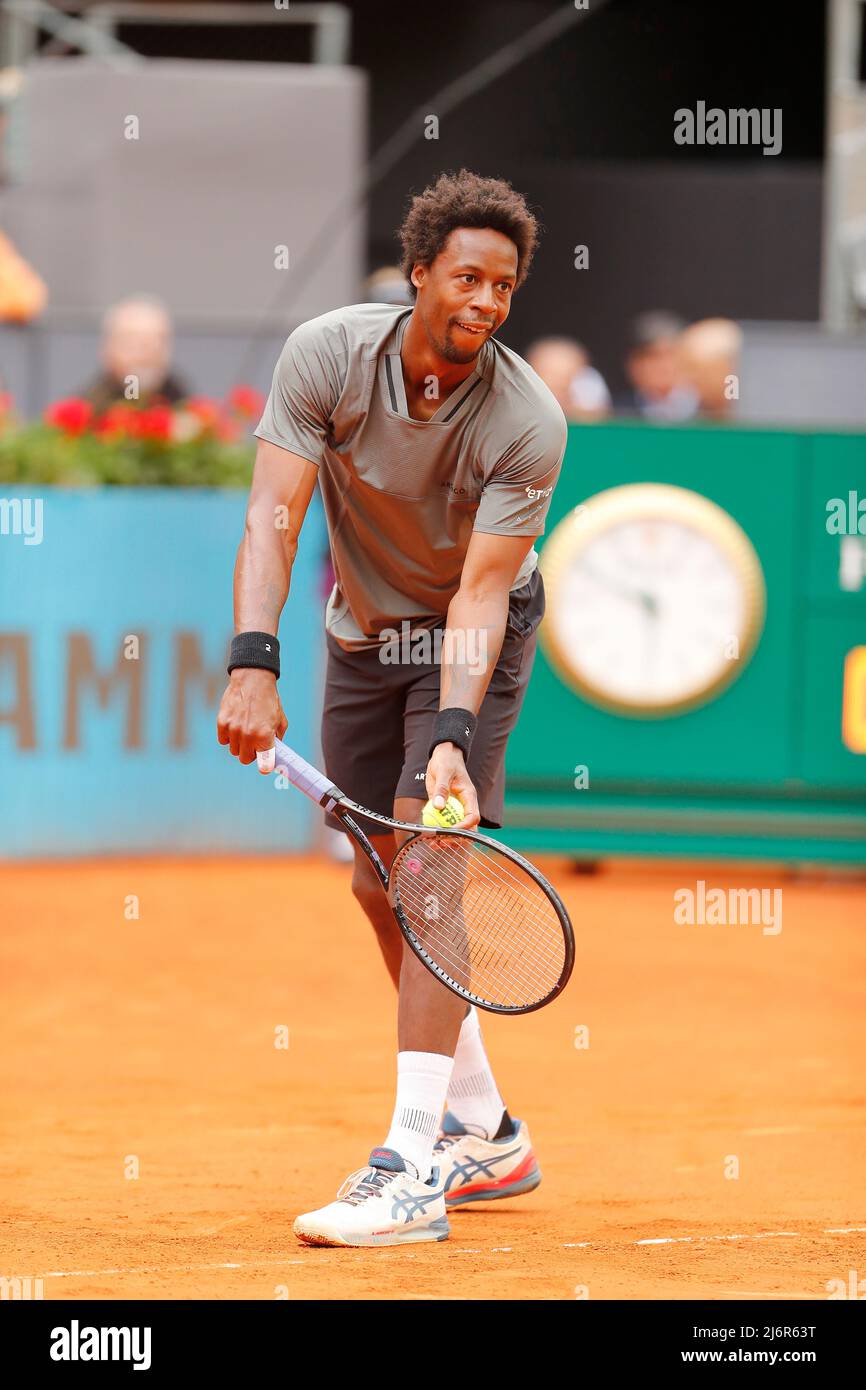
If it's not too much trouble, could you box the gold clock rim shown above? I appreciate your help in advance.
[538,483,767,718]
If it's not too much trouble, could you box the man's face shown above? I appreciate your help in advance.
[103,304,172,392]
[627,338,681,400]
[411,227,518,364]
[526,342,587,409]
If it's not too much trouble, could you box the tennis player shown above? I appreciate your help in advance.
[217,169,567,1246]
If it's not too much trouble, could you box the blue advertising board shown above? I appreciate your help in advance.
[0,489,328,857]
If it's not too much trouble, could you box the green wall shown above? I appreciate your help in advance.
[501,423,866,865]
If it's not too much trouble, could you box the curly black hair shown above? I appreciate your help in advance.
[397,169,540,297]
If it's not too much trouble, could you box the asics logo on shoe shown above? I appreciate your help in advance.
[390,1187,445,1223]
[444,1146,522,1191]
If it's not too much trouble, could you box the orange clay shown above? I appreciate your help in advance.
[1,854,863,1300]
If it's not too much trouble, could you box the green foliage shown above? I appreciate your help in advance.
[0,422,254,487]
[0,391,262,487]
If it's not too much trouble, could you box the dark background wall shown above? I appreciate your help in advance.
[128,0,825,165]
[345,0,827,393]
[121,0,827,391]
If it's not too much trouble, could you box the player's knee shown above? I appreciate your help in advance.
[350,865,378,910]
[351,877,399,943]
[350,847,391,913]
[352,886,399,956]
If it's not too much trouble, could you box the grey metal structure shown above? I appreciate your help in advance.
[0,0,139,66]
[0,0,350,66]
[87,4,351,65]
[822,0,866,329]
[736,320,866,428]
[0,58,366,327]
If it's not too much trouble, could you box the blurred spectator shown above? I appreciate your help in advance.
[677,317,743,421]
[81,295,190,413]
[0,229,47,322]
[526,336,611,422]
[362,265,413,306]
[618,311,698,421]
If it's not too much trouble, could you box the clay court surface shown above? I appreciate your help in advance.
[2,854,864,1301]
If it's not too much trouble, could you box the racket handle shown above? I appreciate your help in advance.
[259,737,339,806]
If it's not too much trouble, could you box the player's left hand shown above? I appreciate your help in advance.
[425,744,480,831]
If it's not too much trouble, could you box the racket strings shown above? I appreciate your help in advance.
[421,913,555,1004]
[401,886,560,1007]
[424,880,559,990]
[400,844,564,973]
[392,837,567,1009]
[405,847,562,969]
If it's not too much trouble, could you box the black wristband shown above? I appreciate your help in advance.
[227,631,280,679]
[428,707,477,762]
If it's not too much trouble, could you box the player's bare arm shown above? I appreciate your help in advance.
[427,530,539,829]
[235,171,568,1242]
[217,438,318,764]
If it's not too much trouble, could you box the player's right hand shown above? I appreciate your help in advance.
[217,668,287,766]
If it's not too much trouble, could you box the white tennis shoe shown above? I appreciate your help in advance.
[434,1110,542,1207]
[293,1147,450,1247]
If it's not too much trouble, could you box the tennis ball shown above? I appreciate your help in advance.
[422,795,465,829]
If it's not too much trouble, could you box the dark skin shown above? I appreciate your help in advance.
[217,225,538,1054]
[402,225,518,419]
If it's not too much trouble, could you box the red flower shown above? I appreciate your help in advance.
[216,416,242,443]
[45,397,94,436]
[227,384,265,419]
[95,404,136,439]
[132,405,173,442]
[0,391,13,415]
[185,396,222,429]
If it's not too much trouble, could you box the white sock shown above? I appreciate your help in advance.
[445,1005,506,1140]
[383,1051,454,1182]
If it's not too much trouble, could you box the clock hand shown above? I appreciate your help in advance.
[640,590,660,619]
[581,560,660,616]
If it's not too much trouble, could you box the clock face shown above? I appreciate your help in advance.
[539,485,766,716]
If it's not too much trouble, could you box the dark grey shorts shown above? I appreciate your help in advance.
[320,568,545,834]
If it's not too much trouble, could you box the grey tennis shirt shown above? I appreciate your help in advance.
[254,302,567,652]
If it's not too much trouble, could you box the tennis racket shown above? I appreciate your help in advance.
[256,737,574,1015]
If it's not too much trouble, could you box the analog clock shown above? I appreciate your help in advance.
[539,483,766,717]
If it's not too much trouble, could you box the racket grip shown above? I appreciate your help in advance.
[267,737,338,805]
